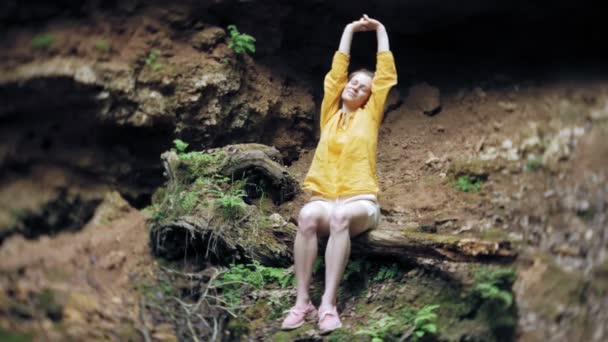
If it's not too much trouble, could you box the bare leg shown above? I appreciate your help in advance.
[321,202,372,307]
[294,202,330,307]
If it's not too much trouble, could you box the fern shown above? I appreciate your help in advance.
[227,25,256,55]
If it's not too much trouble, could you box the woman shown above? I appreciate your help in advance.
[281,15,397,334]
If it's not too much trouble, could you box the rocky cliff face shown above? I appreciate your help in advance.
[0,2,315,240]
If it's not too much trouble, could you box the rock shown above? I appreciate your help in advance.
[473,86,486,99]
[476,136,486,152]
[501,139,513,149]
[520,136,542,154]
[63,293,100,324]
[498,101,518,112]
[425,152,440,165]
[191,27,226,51]
[406,82,441,116]
[542,127,585,170]
[479,147,498,160]
[91,191,133,225]
[98,250,127,270]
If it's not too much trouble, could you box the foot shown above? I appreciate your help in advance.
[318,305,342,334]
[281,303,317,330]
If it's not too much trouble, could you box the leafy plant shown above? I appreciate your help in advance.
[173,139,189,153]
[411,304,440,340]
[146,203,168,223]
[213,187,247,218]
[95,39,111,52]
[179,190,200,213]
[470,267,517,338]
[312,257,324,275]
[344,260,364,282]
[454,175,483,192]
[214,261,294,309]
[145,48,162,71]
[31,33,54,49]
[172,139,225,179]
[472,267,515,308]
[525,155,543,172]
[373,263,400,283]
[227,25,256,55]
[356,314,397,342]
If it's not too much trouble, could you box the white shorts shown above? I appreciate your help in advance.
[307,194,381,230]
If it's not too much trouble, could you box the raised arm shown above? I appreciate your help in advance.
[319,19,370,129]
[362,15,397,124]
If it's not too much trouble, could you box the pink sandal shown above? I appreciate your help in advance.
[318,305,342,334]
[281,303,317,330]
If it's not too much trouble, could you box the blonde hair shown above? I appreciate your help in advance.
[348,68,374,81]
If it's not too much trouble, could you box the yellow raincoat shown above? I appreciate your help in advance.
[303,50,397,199]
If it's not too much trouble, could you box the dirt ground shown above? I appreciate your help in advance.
[2,74,607,341]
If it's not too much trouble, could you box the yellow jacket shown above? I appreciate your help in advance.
[303,51,397,199]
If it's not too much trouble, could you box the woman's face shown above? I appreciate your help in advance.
[341,73,372,109]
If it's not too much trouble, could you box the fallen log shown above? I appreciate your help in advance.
[150,143,299,266]
[150,143,516,266]
[352,228,516,262]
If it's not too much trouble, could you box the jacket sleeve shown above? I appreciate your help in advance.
[364,51,397,125]
[319,51,349,130]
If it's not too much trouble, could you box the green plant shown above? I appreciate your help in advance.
[212,186,247,218]
[145,48,162,71]
[0,327,35,342]
[454,175,482,192]
[312,257,324,275]
[411,304,440,341]
[344,260,364,282]
[356,314,397,342]
[179,190,200,213]
[147,204,168,223]
[173,138,189,153]
[95,39,111,52]
[31,33,54,49]
[172,139,225,179]
[214,261,293,309]
[525,155,543,172]
[373,263,399,283]
[472,267,515,308]
[470,267,517,338]
[227,25,256,55]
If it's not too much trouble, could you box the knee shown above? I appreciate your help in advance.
[298,206,322,236]
[329,208,350,234]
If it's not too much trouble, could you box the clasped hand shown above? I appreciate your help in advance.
[349,14,383,32]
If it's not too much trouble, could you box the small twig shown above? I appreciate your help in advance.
[236,208,253,224]
[209,280,254,288]
[193,268,219,312]
[196,313,211,329]
[160,266,206,279]
[186,315,201,342]
[211,316,219,342]
[138,298,152,342]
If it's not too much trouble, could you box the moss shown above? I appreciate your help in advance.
[449,159,508,178]
[479,228,511,242]
[0,327,35,342]
[235,300,272,336]
[37,288,63,321]
[328,329,358,342]
[10,304,36,320]
[31,34,54,50]
[115,323,140,342]
[402,231,461,245]
[226,318,250,340]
